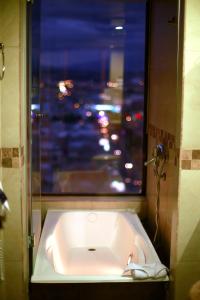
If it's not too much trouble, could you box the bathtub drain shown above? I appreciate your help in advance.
[88,248,96,252]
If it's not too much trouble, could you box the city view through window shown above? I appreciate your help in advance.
[31,0,146,195]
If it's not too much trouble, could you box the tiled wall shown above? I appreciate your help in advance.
[0,1,199,300]
[0,0,2,177]
[0,2,4,296]
[146,0,179,270]
[174,0,200,299]
[0,1,28,300]
[148,1,200,299]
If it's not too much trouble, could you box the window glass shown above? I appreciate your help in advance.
[32,0,146,194]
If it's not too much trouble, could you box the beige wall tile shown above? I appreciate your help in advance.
[191,160,200,170]
[0,1,2,38]
[169,209,178,271]
[0,1,28,300]
[2,168,23,262]
[182,62,200,148]
[175,262,200,300]
[183,50,200,77]
[182,0,200,149]
[4,261,27,300]
[177,171,200,263]
[0,0,20,47]
[0,32,2,176]
[172,1,200,300]
[185,0,200,24]
[1,47,20,147]
[184,23,200,52]
[181,150,192,160]
[0,81,1,149]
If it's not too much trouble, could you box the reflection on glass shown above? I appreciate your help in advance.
[32,0,146,194]
[31,0,42,268]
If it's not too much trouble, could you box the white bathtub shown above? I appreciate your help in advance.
[31,210,168,283]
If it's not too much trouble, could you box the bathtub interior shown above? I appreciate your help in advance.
[32,210,167,283]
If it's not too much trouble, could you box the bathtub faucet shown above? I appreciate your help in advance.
[144,144,167,167]
[144,157,156,166]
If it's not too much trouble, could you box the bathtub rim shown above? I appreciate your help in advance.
[31,209,169,283]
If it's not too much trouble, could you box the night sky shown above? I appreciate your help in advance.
[33,0,146,73]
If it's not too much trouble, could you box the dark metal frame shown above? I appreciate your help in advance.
[27,0,33,280]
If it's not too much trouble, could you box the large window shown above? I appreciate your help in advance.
[31,0,147,195]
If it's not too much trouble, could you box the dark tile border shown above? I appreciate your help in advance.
[148,124,175,150]
[148,124,179,166]
[148,125,200,170]
[181,150,200,170]
[0,146,24,168]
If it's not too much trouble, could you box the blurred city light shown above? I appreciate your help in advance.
[99,138,109,146]
[58,81,67,94]
[107,81,119,88]
[74,103,80,109]
[110,181,125,192]
[94,104,121,113]
[104,144,110,152]
[115,26,123,30]
[31,104,40,111]
[86,111,92,117]
[125,163,133,169]
[125,178,131,183]
[99,110,105,117]
[58,80,74,98]
[99,138,110,152]
[111,134,118,141]
[98,115,109,127]
[114,149,121,156]
[126,115,132,122]
[100,128,108,134]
